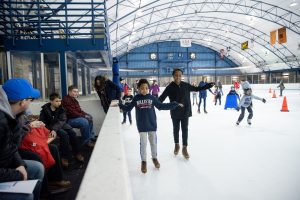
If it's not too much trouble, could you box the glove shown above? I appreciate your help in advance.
[262,98,266,103]
[201,82,215,90]
[236,107,240,111]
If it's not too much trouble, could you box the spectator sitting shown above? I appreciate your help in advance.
[19,119,71,189]
[62,85,96,148]
[0,78,44,200]
[39,92,84,168]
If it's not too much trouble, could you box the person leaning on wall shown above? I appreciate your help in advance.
[94,75,121,114]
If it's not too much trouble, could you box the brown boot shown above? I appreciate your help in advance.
[85,142,95,148]
[141,161,147,173]
[182,146,190,159]
[49,180,71,188]
[76,154,84,162]
[61,158,69,168]
[152,158,160,169]
[174,143,180,155]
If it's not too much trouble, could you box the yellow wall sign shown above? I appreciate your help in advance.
[241,41,248,50]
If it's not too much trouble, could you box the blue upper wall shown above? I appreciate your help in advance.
[117,41,240,77]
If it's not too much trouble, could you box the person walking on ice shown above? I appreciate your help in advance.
[236,81,266,125]
[118,79,183,173]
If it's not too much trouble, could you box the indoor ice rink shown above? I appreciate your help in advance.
[121,86,300,200]
[1,0,300,200]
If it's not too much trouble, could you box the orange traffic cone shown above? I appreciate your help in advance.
[269,88,272,93]
[280,96,289,112]
[272,90,277,98]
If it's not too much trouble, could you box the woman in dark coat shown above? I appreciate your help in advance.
[94,75,121,113]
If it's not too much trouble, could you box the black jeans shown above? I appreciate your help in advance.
[122,110,132,123]
[171,117,189,146]
[56,129,81,159]
[47,144,64,182]
[238,106,253,122]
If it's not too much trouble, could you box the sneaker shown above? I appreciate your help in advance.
[121,121,126,124]
[152,158,160,169]
[76,154,84,162]
[61,158,69,169]
[141,161,147,173]
[197,109,200,113]
[174,143,180,155]
[182,146,190,159]
[130,121,132,125]
[204,110,208,114]
[247,119,252,125]
[236,121,240,125]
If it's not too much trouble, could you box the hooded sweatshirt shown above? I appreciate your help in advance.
[0,86,26,182]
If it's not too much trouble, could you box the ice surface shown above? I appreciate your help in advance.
[121,88,300,200]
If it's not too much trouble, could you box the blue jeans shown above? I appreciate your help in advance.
[68,117,95,144]
[0,160,44,200]
[198,97,207,111]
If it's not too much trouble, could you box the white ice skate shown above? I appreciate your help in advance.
[247,119,251,125]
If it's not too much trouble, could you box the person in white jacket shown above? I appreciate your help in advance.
[236,81,266,125]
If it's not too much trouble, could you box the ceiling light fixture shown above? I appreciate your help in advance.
[290,0,298,6]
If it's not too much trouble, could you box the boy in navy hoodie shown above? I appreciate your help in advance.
[119,79,183,173]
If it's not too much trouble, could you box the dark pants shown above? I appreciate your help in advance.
[122,110,132,123]
[238,106,253,122]
[171,117,189,146]
[56,129,81,159]
[215,96,221,105]
[47,144,64,182]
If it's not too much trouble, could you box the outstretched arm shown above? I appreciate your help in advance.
[158,87,168,102]
[118,96,136,111]
[190,82,215,92]
[153,97,181,110]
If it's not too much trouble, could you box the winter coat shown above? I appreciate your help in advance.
[62,95,86,118]
[277,82,285,90]
[39,103,72,132]
[96,79,121,113]
[238,94,263,108]
[198,81,213,98]
[19,127,55,169]
[0,87,26,182]
[159,81,213,119]
[150,84,160,95]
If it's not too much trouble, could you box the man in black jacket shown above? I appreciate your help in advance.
[159,69,214,159]
[0,78,44,200]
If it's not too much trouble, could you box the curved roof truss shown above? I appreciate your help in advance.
[107,0,300,71]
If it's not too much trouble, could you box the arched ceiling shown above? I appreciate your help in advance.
[106,0,300,72]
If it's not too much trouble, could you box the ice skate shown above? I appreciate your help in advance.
[247,119,251,125]
[152,158,160,169]
[182,146,190,159]
[174,143,180,155]
[141,161,147,173]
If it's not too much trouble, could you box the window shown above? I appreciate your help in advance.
[167,53,173,60]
